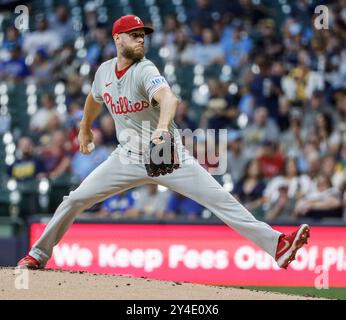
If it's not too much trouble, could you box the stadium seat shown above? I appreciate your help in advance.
[17,180,40,218]
[48,174,79,213]
[146,48,164,70]
[129,0,151,22]
[156,0,176,16]
[0,216,25,238]
[204,64,223,80]
[7,83,29,136]
[0,188,11,217]
[175,63,195,100]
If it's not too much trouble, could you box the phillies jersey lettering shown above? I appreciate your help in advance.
[91,57,180,154]
[103,94,150,115]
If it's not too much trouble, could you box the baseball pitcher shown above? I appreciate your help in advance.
[18,15,310,270]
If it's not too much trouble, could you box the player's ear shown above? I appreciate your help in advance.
[113,33,120,43]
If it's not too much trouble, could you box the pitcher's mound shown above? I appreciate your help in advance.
[0,267,321,300]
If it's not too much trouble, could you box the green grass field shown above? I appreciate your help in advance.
[237,286,346,300]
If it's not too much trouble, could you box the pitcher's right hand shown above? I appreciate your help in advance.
[78,127,94,154]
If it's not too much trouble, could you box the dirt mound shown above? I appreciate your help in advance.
[0,267,322,300]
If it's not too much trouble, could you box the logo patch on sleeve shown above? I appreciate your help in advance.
[149,76,168,86]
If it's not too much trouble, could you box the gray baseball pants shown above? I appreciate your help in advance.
[30,146,281,266]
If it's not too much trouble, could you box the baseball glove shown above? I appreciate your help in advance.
[144,131,180,177]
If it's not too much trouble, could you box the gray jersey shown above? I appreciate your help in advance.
[91,57,180,154]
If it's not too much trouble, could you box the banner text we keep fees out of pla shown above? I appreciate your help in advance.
[30,223,346,287]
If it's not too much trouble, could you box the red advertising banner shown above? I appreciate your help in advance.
[30,223,346,287]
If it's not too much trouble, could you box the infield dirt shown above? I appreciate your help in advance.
[0,267,324,300]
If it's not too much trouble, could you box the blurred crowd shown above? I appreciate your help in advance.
[1,0,346,223]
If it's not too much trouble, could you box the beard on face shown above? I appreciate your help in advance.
[121,44,144,61]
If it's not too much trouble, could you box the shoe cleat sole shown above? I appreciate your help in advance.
[281,225,310,269]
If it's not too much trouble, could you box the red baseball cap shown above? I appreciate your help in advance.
[112,15,154,37]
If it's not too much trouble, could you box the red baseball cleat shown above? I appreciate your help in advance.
[17,255,42,270]
[275,224,310,269]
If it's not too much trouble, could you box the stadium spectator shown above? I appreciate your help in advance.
[40,129,71,180]
[23,14,62,55]
[51,44,79,85]
[66,104,84,155]
[184,28,224,66]
[302,90,335,132]
[86,25,116,67]
[0,44,30,81]
[238,84,255,119]
[187,0,219,28]
[29,94,64,135]
[199,79,226,128]
[30,48,53,84]
[293,174,343,220]
[1,25,23,52]
[210,100,240,132]
[200,79,240,132]
[226,130,250,184]
[321,154,341,189]
[243,107,279,154]
[287,48,322,105]
[71,129,109,181]
[257,140,285,179]
[280,109,307,157]
[65,72,84,103]
[264,181,294,222]
[233,159,266,216]
[174,100,197,131]
[303,150,321,181]
[229,0,269,25]
[314,112,341,156]
[274,63,291,131]
[164,27,194,66]
[309,34,330,73]
[83,1,99,43]
[96,191,136,219]
[99,114,118,149]
[190,20,203,44]
[130,185,170,220]
[281,17,305,68]
[7,137,45,182]
[263,157,313,219]
[334,90,346,132]
[152,14,180,48]
[163,193,203,220]
[194,134,224,175]
[48,5,76,44]
[334,142,346,191]
[250,57,282,120]
[221,23,252,70]
[251,19,283,60]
